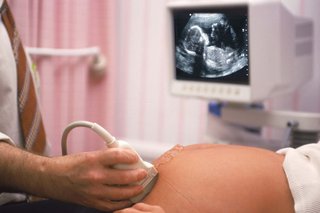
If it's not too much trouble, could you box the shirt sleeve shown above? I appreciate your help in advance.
[0,132,15,146]
[0,193,26,206]
[0,132,26,205]
[277,142,320,213]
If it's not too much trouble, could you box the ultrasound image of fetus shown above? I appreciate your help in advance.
[175,13,248,78]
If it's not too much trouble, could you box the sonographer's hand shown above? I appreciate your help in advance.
[44,148,147,211]
[114,203,166,213]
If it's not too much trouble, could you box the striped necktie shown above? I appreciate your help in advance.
[1,0,46,155]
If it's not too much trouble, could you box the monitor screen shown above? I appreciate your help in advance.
[173,6,249,85]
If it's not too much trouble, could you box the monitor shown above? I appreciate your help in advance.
[167,0,313,103]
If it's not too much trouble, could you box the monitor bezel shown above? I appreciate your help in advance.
[168,3,252,102]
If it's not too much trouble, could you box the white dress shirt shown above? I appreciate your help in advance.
[0,0,23,148]
[0,1,51,206]
[0,0,30,204]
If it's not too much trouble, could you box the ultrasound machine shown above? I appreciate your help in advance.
[167,0,319,148]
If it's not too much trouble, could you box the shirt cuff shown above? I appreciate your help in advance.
[0,132,16,146]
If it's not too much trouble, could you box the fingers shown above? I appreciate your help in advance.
[79,185,142,211]
[133,203,159,211]
[100,148,140,166]
[114,203,165,213]
[101,184,143,201]
[103,168,147,185]
[132,203,165,212]
[114,208,141,213]
[97,148,148,184]
[57,148,149,211]
[88,199,132,212]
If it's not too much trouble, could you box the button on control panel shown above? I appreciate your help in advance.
[172,81,250,102]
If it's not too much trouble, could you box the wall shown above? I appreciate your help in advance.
[113,0,208,150]
[112,0,320,155]
[9,0,320,157]
[9,0,118,155]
